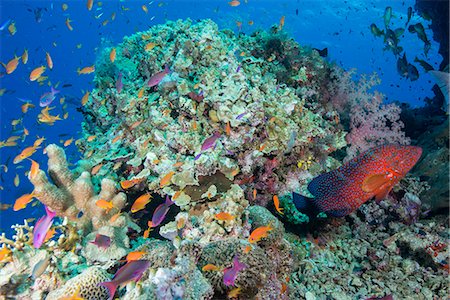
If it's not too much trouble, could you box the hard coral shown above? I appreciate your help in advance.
[29,144,127,231]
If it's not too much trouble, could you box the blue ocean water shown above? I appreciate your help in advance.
[0,0,443,234]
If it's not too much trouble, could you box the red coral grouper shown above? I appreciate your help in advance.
[293,144,422,217]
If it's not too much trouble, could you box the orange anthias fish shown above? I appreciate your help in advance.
[293,145,422,217]
[65,18,73,31]
[13,193,35,211]
[279,16,285,30]
[120,178,143,189]
[14,146,38,164]
[30,66,46,81]
[5,56,20,74]
[273,195,283,215]
[202,264,220,272]
[77,65,95,75]
[87,0,93,10]
[81,91,90,106]
[126,251,146,261]
[130,193,152,213]
[28,158,40,179]
[248,223,273,244]
[110,48,116,63]
[45,52,53,69]
[96,199,114,212]
[21,49,28,64]
[21,102,35,113]
[159,171,175,188]
[0,247,12,263]
[228,0,240,7]
[215,212,235,221]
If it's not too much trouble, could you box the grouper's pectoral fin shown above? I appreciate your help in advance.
[362,173,397,203]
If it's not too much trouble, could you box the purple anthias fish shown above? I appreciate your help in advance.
[151,195,174,227]
[89,234,111,249]
[39,86,60,107]
[99,260,151,300]
[33,205,56,248]
[223,255,247,286]
[195,132,221,160]
[116,72,123,93]
[148,65,170,87]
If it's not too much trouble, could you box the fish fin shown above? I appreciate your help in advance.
[292,192,318,216]
[98,281,117,300]
[164,64,171,74]
[429,70,449,111]
[374,185,393,203]
[361,174,388,193]
[165,195,174,206]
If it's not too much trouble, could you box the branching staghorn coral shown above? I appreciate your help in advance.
[29,144,127,231]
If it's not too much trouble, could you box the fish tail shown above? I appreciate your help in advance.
[292,192,318,216]
[233,255,247,272]
[98,281,117,300]
[165,195,174,206]
[164,64,171,74]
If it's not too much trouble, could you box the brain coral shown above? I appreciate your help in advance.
[46,266,110,300]
[78,18,346,209]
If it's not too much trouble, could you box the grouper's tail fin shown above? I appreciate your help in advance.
[292,192,319,216]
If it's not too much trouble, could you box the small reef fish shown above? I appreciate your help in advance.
[99,260,151,300]
[223,255,246,286]
[8,21,16,35]
[131,193,152,213]
[0,247,12,262]
[159,171,175,188]
[292,144,422,217]
[273,195,283,215]
[77,65,95,75]
[429,70,449,112]
[45,52,53,69]
[0,203,12,211]
[81,90,90,106]
[151,195,174,227]
[144,42,159,51]
[40,86,60,107]
[21,102,35,113]
[126,251,146,261]
[248,223,273,244]
[38,106,62,125]
[14,145,38,164]
[5,56,20,74]
[89,234,111,249]
[110,48,116,63]
[87,0,93,10]
[228,287,242,299]
[115,72,123,93]
[13,193,35,211]
[279,15,285,30]
[369,23,383,37]
[28,159,40,179]
[21,49,28,64]
[96,199,114,212]
[215,212,235,221]
[30,66,46,81]
[383,6,393,28]
[228,0,240,7]
[64,138,74,147]
[202,264,220,272]
[120,178,143,189]
[31,256,50,279]
[148,65,170,87]
[33,205,56,249]
[195,132,221,160]
[65,18,73,31]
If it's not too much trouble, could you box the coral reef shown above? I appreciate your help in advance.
[1,18,447,300]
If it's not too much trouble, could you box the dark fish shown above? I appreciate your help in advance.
[394,28,405,38]
[413,57,434,72]
[370,23,384,37]
[89,234,111,249]
[405,7,413,27]
[407,63,419,81]
[383,6,393,28]
[296,8,298,16]
[62,84,73,88]
[313,47,328,57]
[292,145,422,217]
[397,53,408,77]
